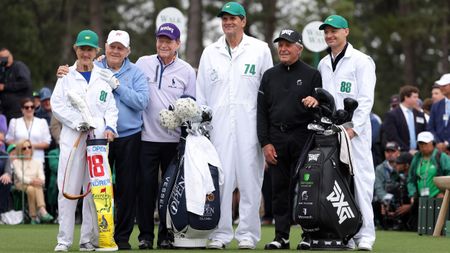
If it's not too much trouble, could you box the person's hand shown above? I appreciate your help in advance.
[301,96,318,108]
[56,64,69,78]
[76,122,92,132]
[345,128,356,139]
[104,130,115,142]
[98,68,120,90]
[395,204,412,216]
[30,178,44,187]
[263,144,278,165]
[0,173,12,184]
[96,55,106,62]
[0,83,4,91]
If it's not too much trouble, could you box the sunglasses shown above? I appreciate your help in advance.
[22,145,32,151]
[22,105,35,110]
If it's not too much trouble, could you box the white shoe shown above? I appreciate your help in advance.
[206,240,225,249]
[358,241,373,251]
[238,239,256,249]
[54,243,69,252]
[346,239,356,250]
[79,242,96,251]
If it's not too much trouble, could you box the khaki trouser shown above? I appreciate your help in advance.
[15,183,46,218]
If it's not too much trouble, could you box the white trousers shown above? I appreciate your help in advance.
[351,134,376,246]
[209,133,264,245]
[56,130,98,247]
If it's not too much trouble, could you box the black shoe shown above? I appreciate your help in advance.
[138,240,153,250]
[297,236,311,250]
[117,241,131,250]
[264,237,290,250]
[157,239,174,249]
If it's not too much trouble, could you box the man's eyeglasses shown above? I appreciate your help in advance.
[22,145,32,151]
[22,105,35,110]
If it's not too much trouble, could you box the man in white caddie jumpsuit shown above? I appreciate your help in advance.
[51,29,118,252]
[317,15,376,251]
[196,2,273,249]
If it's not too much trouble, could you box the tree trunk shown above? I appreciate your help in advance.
[186,0,203,68]
[61,0,74,63]
[399,0,415,85]
[261,0,277,58]
[90,0,103,45]
[440,2,449,73]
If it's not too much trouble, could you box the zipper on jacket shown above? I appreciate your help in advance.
[157,57,176,89]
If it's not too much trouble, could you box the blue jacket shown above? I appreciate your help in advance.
[427,99,450,143]
[96,58,149,137]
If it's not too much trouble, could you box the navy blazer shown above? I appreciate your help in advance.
[382,107,427,151]
[427,99,450,143]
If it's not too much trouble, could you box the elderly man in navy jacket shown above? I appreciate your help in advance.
[428,74,450,152]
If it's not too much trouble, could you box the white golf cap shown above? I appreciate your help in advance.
[106,30,130,47]
[417,131,434,143]
[435,73,450,86]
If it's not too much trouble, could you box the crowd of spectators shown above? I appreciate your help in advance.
[372,77,450,231]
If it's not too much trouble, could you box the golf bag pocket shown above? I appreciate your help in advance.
[167,163,220,232]
[295,150,323,232]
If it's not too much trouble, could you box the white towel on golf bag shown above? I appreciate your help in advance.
[184,134,223,216]
[336,125,355,175]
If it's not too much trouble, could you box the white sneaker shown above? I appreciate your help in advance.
[358,241,373,251]
[54,243,69,252]
[238,239,256,249]
[346,239,356,250]
[206,240,225,249]
[79,242,96,251]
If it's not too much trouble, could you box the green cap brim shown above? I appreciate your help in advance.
[75,42,99,48]
[217,10,244,17]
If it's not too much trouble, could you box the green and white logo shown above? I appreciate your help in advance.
[244,64,256,75]
[303,173,310,182]
[99,90,107,102]
[340,81,352,93]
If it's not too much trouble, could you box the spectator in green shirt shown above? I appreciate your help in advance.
[407,131,450,202]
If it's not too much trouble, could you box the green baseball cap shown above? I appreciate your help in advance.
[217,2,246,17]
[75,29,99,48]
[7,144,16,154]
[319,15,349,30]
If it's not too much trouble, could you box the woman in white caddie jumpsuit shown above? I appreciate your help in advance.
[51,29,118,252]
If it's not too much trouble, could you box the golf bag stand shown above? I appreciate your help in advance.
[158,134,221,248]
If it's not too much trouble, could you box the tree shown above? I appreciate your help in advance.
[186,0,203,68]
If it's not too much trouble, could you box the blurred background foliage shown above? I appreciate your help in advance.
[0,0,448,115]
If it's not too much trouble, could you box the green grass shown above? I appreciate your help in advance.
[0,224,449,252]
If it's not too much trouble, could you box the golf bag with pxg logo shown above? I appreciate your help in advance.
[293,88,362,250]
[158,97,222,248]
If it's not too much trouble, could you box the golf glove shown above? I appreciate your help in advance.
[99,68,120,90]
[76,122,91,132]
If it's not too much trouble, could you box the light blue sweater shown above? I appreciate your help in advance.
[97,58,149,137]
